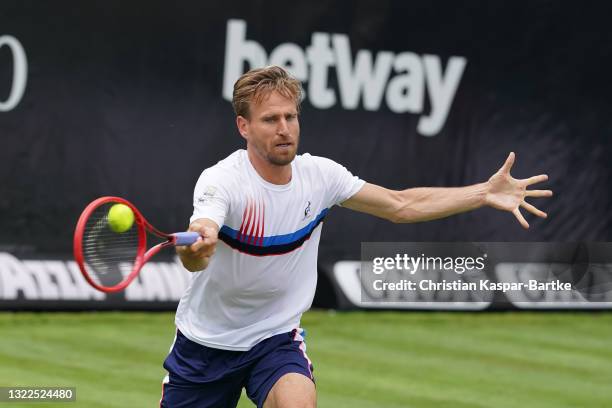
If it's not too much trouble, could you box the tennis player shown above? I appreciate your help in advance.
[160,66,552,408]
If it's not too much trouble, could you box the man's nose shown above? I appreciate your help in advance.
[277,118,289,135]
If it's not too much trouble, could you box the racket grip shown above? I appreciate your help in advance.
[172,232,201,246]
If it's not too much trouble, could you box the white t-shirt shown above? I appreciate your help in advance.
[175,149,364,351]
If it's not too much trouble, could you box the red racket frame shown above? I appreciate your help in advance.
[73,196,180,293]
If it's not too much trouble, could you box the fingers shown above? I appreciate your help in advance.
[525,189,553,198]
[202,226,217,239]
[513,199,548,228]
[182,242,215,259]
[500,152,515,174]
[177,224,217,259]
[520,201,547,218]
[522,174,548,186]
[189,227,217,254]
[189,237,209,253]
[188,221,206,235]
[512,208,529,229]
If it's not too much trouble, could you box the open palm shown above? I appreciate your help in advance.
[485,152,553,229]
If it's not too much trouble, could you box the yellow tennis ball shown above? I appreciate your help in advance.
[107,203,135,233]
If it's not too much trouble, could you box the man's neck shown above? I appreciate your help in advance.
[247,148,292,185]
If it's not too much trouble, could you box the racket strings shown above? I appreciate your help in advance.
[81,203,141,287]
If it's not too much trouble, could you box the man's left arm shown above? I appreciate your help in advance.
[341,152,553,229]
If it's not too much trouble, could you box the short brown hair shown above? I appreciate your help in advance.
[232,65,303,118]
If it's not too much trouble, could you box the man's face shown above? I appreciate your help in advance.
[237,91,300,166]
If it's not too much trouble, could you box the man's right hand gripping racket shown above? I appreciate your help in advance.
[73,196,199,293]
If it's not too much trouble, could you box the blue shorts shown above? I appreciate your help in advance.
[160,329,314,408]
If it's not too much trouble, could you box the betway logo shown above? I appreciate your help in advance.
[222,19,467,137]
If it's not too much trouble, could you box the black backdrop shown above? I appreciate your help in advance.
[2,0,611,265]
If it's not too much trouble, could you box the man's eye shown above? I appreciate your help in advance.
[263,117,275,123]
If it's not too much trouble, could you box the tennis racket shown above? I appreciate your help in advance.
[73,196,199,293]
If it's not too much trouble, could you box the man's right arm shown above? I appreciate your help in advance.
[176,218,219,272]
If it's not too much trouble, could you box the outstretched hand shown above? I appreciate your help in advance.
[485,152,553,229]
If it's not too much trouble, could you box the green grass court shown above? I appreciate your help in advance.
[1,311,611,407]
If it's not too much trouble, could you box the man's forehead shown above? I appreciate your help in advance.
[251,90,297,114]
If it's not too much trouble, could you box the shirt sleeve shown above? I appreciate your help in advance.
[189,168,231,228]
[314,156,366,207]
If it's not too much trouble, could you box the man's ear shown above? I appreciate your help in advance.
[236,115,249,141]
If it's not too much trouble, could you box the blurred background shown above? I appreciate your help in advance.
[1,1,611,407]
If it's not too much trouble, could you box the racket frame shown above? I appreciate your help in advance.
[74,196,184,293]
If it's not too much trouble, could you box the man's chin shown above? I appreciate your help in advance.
[268,151,296,166]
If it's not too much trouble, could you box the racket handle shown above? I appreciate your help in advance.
[172,232,201,246]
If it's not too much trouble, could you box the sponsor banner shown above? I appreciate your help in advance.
[3,243,612,311]
[0,252,190,310]
[331,242,612,310]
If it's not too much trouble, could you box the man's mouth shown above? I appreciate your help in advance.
[275,143,292,148]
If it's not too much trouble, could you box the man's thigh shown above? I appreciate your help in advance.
[264,373,316,408]
[245,329,315,408]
